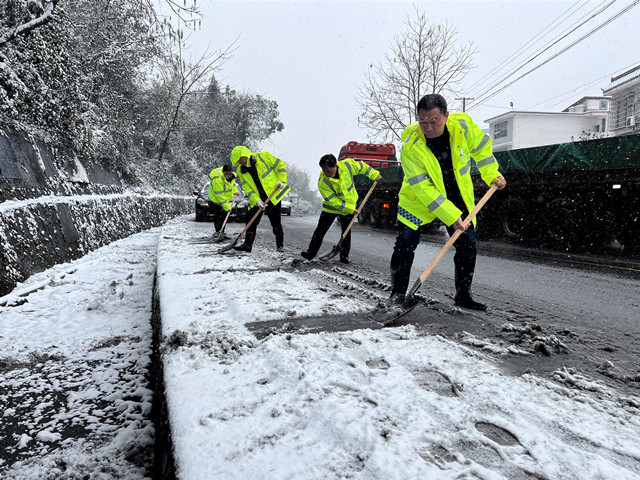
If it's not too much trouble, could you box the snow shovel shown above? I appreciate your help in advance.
[319,180,378,261]
[217,187,279,253]
[214,192,239,242]
[404,185,498,305]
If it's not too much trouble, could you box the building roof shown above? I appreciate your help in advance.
[562,95,611,112]
[484,109,607,123]
[603,64,640,92]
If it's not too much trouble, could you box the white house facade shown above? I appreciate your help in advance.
[485,96,610,152]
[602,64,640,136]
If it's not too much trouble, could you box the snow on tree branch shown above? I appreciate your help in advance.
[0,0,59,48]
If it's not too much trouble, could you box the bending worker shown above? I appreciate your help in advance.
[388,93,506,310]
[208,164,238,237]
[230,145,290,253]
[301,154,381,264]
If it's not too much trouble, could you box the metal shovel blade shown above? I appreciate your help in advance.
[217,234,241,253]
[318,242,341,261]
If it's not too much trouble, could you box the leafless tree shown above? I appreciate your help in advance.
[357,8,476,142]
[157,38,237,163]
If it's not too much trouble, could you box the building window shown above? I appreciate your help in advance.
[612,91,634,129]
[600,100,608,109]
[494,120,508,139]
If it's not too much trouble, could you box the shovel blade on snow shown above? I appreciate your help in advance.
[318,244,341,262]
[217,234,241,253]
[365,298,421,327]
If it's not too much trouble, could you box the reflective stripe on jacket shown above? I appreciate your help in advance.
[319,158,379,215]
[397,112,501,230]
[232,150,290,207]
[208,167,239,212]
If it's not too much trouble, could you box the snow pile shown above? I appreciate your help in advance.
[157,217,640,480]
[0,229,160,479]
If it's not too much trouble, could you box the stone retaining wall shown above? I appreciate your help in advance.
[0,127,193,297]
[0,194,191,297]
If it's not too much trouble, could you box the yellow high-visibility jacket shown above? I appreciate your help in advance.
[397,113,502,229]
[208,167,239,212]
[231,148,290,207]
[319,158,379,215]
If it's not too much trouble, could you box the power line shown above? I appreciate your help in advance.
[470,0,588,94]
[469,0,618,108]
[468,0,640,110]
[456,97,474,112]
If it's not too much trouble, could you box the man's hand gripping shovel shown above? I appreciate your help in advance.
[217,187,279,254]
[318,180,378,262]
[382,185,498,326]
[214,192,239,243]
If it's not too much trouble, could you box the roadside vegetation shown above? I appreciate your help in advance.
[0,0,291,194]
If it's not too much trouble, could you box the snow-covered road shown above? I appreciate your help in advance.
[158,217,640,479]
[1,215,639,479]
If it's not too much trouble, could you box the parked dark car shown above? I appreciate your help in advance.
[280,195,292,215]
[194,183,248,222]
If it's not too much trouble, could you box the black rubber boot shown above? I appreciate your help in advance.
[234,232,255,252]
[454,272,486,310]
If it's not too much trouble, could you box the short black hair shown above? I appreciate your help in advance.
[319,154,337,168]
[222,164,233,172]
[416,94,448,115]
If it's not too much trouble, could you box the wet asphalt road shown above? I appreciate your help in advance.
[250,214,640,397]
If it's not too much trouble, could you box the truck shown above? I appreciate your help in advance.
[344,134,640,253]
[338,141,403,229]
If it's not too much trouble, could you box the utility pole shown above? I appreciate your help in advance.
[456,97,474,113]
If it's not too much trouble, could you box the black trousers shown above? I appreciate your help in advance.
[390,222,477,295]
[306,210,352,259]
[209,203,226,232]
[244,202,284,248]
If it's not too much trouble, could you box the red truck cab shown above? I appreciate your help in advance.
[337,141,398,167]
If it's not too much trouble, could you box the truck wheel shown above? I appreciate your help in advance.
[616,217,639,253]
[501,197,529,241]
[546,198,578,249]
[369,209,380,229]
[357,206,369,225]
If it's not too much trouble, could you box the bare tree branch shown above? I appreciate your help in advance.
[157,38,238,162]
[357,7,476,142]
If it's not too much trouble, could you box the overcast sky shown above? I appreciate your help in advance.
[171,0,640,175]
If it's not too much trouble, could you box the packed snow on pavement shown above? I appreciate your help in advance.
[1,215,639,479]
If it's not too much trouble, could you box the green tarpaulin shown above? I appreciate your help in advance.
[355,134,640,185]
[488,134,640,174]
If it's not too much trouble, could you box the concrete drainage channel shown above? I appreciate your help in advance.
[150,275,177,480]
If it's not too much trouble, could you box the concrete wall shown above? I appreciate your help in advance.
[0,128,192,297]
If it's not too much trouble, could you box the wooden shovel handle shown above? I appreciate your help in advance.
[342,180,378,240]
[220,192,239,232]
[238,186,280,236]
[418,185,498,283]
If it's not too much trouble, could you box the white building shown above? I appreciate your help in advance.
[485,96,610,152]
[602,64,640,136]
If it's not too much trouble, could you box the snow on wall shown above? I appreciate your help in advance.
[0,128,192,297]
[0,194,191,297]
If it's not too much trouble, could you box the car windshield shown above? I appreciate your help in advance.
[200,183,209,194]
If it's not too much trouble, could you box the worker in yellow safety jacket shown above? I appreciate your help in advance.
[230,145,290,252]
[208,164,239,236]
[301,154,381,264]
[388,94,507,310]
